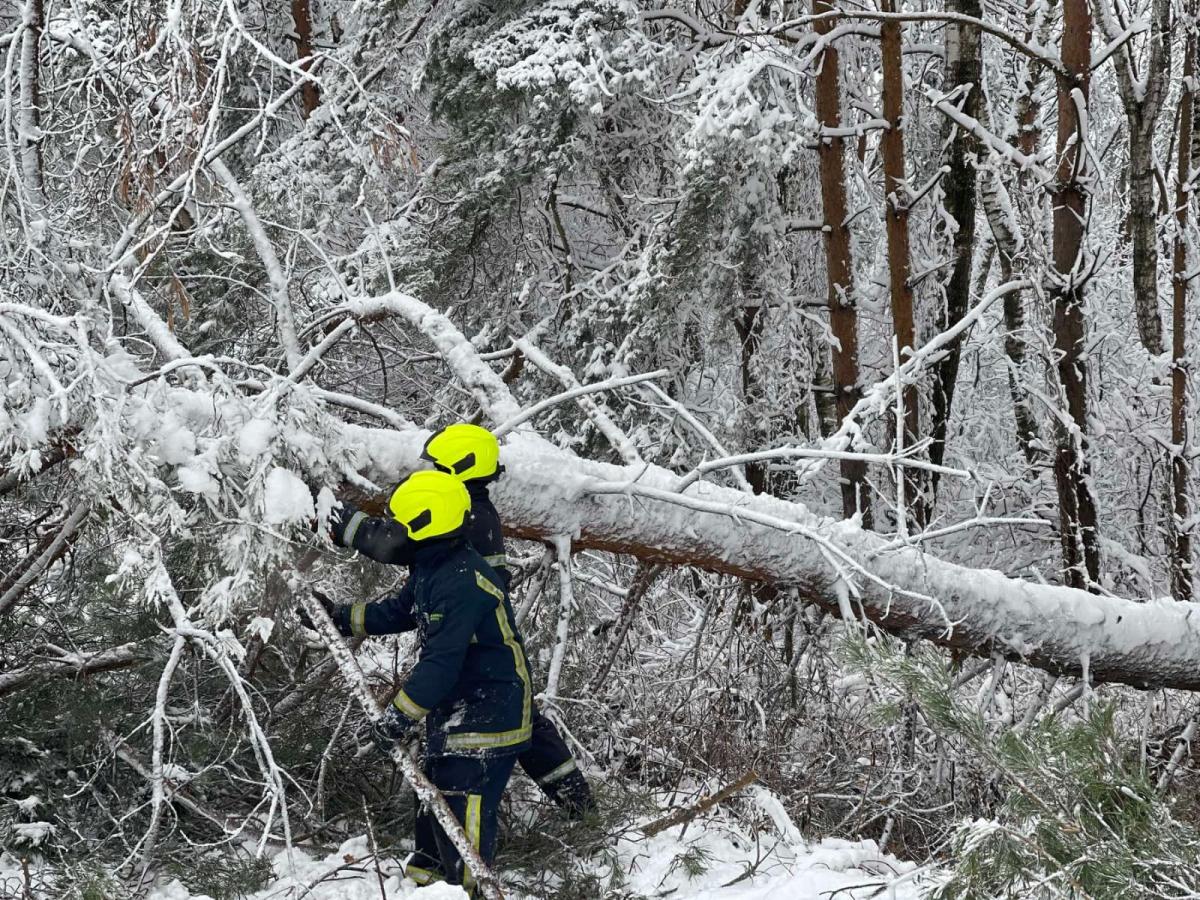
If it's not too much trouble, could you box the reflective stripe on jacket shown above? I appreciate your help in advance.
[343,537,532,757]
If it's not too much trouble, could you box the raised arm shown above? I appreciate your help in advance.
[329,500,413,566]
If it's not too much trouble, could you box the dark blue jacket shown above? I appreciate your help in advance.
[340,537,532,758]
[464,482,509,587]
[331,485,508,582]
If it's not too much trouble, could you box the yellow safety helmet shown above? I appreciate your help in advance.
[421,423,502,483]
[387,470,470,541]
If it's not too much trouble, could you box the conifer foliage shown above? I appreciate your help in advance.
[3,0,1200,896]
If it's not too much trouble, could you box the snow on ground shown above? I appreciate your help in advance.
[1,808,927,899]
[137,823,922,900]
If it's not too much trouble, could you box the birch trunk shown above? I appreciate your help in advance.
[18,0,46,211]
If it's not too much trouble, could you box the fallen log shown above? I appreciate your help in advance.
[341,425,1200,693]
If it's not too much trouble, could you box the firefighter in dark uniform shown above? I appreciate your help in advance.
[311,426,594,887]
[417,424,595,815]
[330,470,528,892]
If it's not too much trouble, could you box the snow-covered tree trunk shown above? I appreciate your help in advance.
[1100,0,1171,357]
[1050,0,1101,590]
[290,0,322,117]
[927,0,982,504]
[976,9,1049,467]
[813,0,871,526]
[17,0,46,214]
[1170,22,1196,601]
[1129,119,1163,356]
[879,0,924,528]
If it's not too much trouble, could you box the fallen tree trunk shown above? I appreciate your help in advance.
[344,426,1200,693]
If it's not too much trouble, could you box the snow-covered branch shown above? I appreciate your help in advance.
[321,292,525,424]
[350,425,1200,692]
[0,642,148,697]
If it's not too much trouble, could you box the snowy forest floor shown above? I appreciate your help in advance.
[1,803,927,900]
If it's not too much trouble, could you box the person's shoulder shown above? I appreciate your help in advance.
[437,543,497,585]
[449,545,507,601]
[449,540,485,567]
[471,560,505,603]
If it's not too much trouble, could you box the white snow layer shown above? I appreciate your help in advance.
[239,417,275,461]
[262,467,315,525]
[147,829,919,900]
[1,822,923,899]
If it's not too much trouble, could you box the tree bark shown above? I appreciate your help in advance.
[879,0,923,528]
[1000,262,1044,464]
[291,0,321,118]
[1130,116,1164,355]
[813,0,872,526]
[1050,0,1101,590]
[1109,0,1171,356]
[1170,24,1196,601]
[927,0,982,504]
[18,0,46,207]
[348,426,1200,693]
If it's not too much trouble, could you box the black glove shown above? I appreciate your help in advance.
[371,704,418,754]
[297,592,335,632]
[326,502,355,547]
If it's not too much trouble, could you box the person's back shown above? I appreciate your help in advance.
[398,537,531,756]
[422,425,596,816]
[345,470,530,894]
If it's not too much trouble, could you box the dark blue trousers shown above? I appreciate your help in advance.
[406,753,517,893]
[407,709,593,886]
[520,710,594,815]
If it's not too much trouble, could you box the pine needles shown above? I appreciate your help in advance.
[846,636,1200,899]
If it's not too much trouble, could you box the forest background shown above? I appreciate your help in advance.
[4,0,1200,896]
